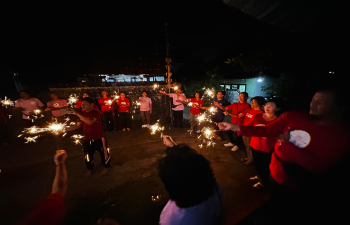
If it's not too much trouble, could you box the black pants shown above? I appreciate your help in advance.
[212,115,224,138]
[102,111,115,131]
[82,137,111,170]
[227,129,242,146]
[251,148,271,185]
[172,110,183,128]
[119,112,131,129]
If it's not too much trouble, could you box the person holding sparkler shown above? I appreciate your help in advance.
[186,92,203,133]
[138,91,152,127]
[98,91,115,131]
[159,136,224,225]
[116,92,131,131]
[217,92,250,151]
[75,92,99,111]
[218,89,350,224]
[235,96,265,165]
[15,90,45,127]
[68,97,111,177]
[201,91,230,139]
[46,93,69,122]
[160,87,186,129]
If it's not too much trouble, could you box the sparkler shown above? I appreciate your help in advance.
[198,127,217,148]
[187,102,193,107]
[107,100,113,105]
[68,94,79,107]
[0,96,15,108]
[153,84,159,89]
[71,134,84,145]
[113,91,120,100]
[208,106,217,115]
[24,136,40,143]
[142,120,164,135]
[173,86,178,91]
[202,87,215,99]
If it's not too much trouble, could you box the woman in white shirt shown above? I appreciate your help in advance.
[138,91,152,126]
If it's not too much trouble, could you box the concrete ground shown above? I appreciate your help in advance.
[0,118,269,225]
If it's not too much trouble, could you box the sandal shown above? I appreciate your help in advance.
[127,128,130,131]
[243,159,253,166]
[122,128,126,131]
[240,157,248,162]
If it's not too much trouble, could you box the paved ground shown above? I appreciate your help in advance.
[0,118,269,225]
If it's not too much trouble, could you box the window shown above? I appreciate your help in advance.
[150,77,154,81]
[239,85,246,92]
[220,85,225,91]
[225,85,231,90]
[231,85,238,89]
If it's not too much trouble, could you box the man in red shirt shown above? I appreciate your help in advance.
[216,92,250,151]
[98,91,115,131]
[116,92,131,131]
[69,97,111,177]
[75,92,99,111]
[219,90,350,224]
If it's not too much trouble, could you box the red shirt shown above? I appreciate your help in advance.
[241,108,263,126]
[79,109,104,140]
[76,100,99,111]
[240,111,350,190]
[117,98,130,112]
[190,98,203,114]
[18,193,65,225]
[98,97,114,113]
[249,114,278,153]
[226,102,250,124]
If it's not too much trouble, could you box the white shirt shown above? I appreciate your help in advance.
[159,186,223,225]
[169,93,186,111]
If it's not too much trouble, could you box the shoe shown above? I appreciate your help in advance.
[187,129,193,132]
[249,175,259,181]
[100,168,110,175]
[127,128,130,131]
[240,157,249,162]
[224,142,234,147]
[243,159,253,166]
[85,170,93,177]
[231,146,239,151]
[196,130,201,134]
[122,128,126,131]
[253,181,265,189]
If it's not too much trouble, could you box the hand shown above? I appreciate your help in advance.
[223,111,229,116]
[218,122,232,130]
[176,99,181,103]
[54,150,67,166]
[162,135,175,147]
[214,101,218,106]
[45,108,51,111]
[277,129,291,143]
[238,113,244,117]
[70,109,77,115]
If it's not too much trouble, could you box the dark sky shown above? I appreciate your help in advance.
[0,0,344,92]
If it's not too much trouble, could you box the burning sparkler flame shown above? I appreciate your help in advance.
[68,94,79,106]
[1,96,14,107]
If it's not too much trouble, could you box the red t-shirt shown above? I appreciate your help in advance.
[240,111,350,190]
[241,108,263,126]
[98,97,114,113]
[226,102,250,124]
[190,98,203,114]
[79,109,104,140]
[117,98,130,112]
[18,193,65,225]
[76,100,99,111]
[249,114,278,153]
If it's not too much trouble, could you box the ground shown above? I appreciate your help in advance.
[0,118,269,225]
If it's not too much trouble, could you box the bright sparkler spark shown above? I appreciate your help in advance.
[187,102,193,107]
[47,122,66,134]
[24,136,39,143]
[71,134,84,145]
[34,109,41,115]
[113,92,120,100]
[153,84,159,89]
[68,94,79,106]
[0,96,14,107]
[173,86,178,91]
[143,120,164,135]
[107,100,113,105]
[208,107,217,115]
[202,88,215,99]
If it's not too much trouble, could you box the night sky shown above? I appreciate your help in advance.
[0,0,344,94]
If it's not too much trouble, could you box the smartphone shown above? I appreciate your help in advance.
[60,108,71,114]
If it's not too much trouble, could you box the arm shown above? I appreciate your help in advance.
[52,150,67,195]
[70,110,97,125]
[214,102,226,110]
[159,90,170,96]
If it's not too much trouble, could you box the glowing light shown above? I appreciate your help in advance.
[34,109,41,115]
[68,94,79,106]
[208,107,217,115]
[113,92,120,100]
[24,136,39,143]
[107,100,113,105]
[71,134,84,145]
[257,78,263,82]
[202,88,215,99]
[153,84,159,89]
[0,96,14,107]
[187,102,193,107]
[143,120,164,135]
[151,195,161,202]
[173,86,178,91]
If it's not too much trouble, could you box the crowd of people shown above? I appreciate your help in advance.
[2,87,350,224]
